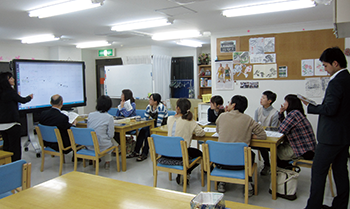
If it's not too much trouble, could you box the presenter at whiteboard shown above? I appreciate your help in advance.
[0,72,33,162]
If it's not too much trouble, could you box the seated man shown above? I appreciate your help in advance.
[39,94,76,154]
[216,95,267,195]
[253,90,279,175]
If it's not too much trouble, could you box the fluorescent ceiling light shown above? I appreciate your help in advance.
[222,0,316,17]
[21,34,59,44]
[76,41,111,48]
[29,0,104,18]
[152,30,202,41]
[111,18,173,32]
[176,40,202,47]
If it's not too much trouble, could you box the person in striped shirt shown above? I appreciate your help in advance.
[127,93,168,161]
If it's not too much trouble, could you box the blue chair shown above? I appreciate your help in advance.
[135,109,146,117]
[0,160,31,199]
[35,124,71,176]
[167,110,176,116]
[107,107,118,116]
[203,141,258,204]
[148,134,204,192]
[0,138,3,149]
[68,127,120,175]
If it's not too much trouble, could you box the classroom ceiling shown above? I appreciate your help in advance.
[0,0,334,49]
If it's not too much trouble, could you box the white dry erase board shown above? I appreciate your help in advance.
[104,64,152,99]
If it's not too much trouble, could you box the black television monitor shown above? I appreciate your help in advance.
[12,59,86,113]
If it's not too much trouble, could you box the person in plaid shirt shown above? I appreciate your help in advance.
[277,94,316,167]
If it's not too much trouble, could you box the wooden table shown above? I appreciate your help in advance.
[0,171,271,209]
[151,125,284,200]
[77,119,154,171]
[0,150,13,165]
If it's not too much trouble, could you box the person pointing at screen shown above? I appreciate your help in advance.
[0,72,33,162]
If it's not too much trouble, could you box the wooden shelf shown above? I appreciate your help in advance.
[198,64,211,99]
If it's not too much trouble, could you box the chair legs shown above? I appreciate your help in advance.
[168,173,172,181]
[40,152,45,172]
[116,147,120,172]
[153,170,158,187]
[59,154,64,176]
[95,158,99,175]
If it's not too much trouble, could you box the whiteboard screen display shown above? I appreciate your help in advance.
[104,64,152,99]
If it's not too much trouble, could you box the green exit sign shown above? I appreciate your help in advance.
[98,49,115,57]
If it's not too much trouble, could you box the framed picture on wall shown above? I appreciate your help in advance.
[216,37,240,60]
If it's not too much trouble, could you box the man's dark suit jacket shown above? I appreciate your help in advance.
[308,69,350,145]
[39,108,72,151]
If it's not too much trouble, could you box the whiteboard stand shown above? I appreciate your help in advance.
[23,113,41,158]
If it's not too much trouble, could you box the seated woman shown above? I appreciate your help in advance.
[116,89,136,117]
[278,94,316,167]
[114,89,136,145]
[127,93,168,161]
[208,95,225,124]
[87,95,116,170]
[160,98,205,185]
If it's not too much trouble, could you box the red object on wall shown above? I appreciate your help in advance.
[100,78,105,84]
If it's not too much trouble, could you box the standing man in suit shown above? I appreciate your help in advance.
[39,94,76,153]
[304,47,350,209]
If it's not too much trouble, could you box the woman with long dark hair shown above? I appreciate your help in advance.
[116,89,136,117]
[127,93,168,161]
[0,72,33,161]
[278,94,316,167]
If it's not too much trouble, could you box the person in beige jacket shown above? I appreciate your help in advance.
[215,95,267,195]
[166,98,205,185]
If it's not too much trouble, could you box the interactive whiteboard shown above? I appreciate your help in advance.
[104,64,152,99]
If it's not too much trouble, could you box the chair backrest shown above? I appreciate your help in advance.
[37,124,59,143]
[0,160,31,195]
[69,127,95,146]
[151,134,184,158]
[135,109,146,117]
[167,111,176,116]
[108,108,118,116]
[206,141,247,166]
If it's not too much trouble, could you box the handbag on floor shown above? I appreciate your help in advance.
[126,136,136,155]
[269,167,300,200]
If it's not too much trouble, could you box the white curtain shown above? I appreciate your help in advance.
[152,54,171,100]
[122,55,151,65]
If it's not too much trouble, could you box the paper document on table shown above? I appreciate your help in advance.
[61,111,79,124]
[265,131,283,137]
[197,121,210,126]
[203,127,216,132]
[211,132,219,137]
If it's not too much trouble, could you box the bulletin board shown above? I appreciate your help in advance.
[216,29,345,80]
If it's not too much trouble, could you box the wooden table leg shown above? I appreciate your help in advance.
[270,144,277,200]
[120,130,127,172]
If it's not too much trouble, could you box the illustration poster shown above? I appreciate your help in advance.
[220,40,236,53]
[215,61,233,90]
[301,59,314,76]
[314,59,327,76]
[249,37,265,54]
[232,51,249,64]
[250,53,276,64]
[264,37,275,52]
[240,82,259,89]
[305,78,323,98]
[253,64,277,79]
[279,66,288,78]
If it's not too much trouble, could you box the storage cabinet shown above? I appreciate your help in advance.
[198,65,211,99]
